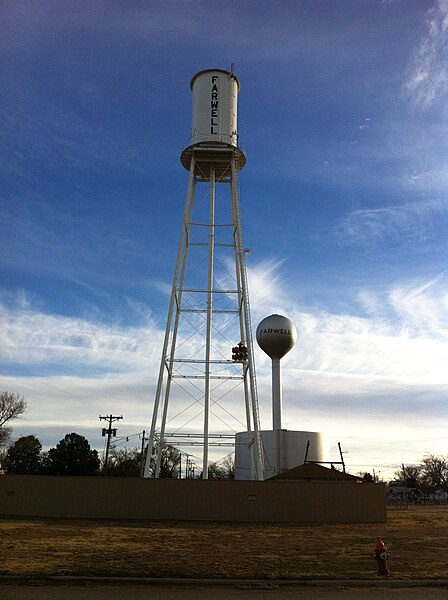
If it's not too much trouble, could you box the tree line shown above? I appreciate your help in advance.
[358,456,448,491]
[3,434,234,478]
[392,456,448,491]
[5,391,443,485]
[0,391,234,477]
[0,392,99,476]
[4,433,100,475]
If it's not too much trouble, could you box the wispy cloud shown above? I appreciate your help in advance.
[404,0,448,109]
[246,258,287,318]
[3,267,446,383]
[0,293,160,375]
[338,198,448,246]
[2,267,447,473]
[388,273,448,336]
[356,273,448,339]
[291,310,447,383]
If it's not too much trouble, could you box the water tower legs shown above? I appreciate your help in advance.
[143,148,264,480]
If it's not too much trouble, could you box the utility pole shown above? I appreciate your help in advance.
[338,442,346,473]
[184,452,191,479]
[140,430,147,478]
[99,414,123,476]
[185,456,196,479]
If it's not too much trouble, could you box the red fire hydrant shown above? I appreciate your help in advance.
[374,538,390,575]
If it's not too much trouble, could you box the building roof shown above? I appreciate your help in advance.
[269,463,362,482]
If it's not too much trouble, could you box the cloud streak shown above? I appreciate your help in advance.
[404,0,448,109]
[338,198,448,247]
[0,293,160,374]
[2,266,446,381]
[1,265,446,475]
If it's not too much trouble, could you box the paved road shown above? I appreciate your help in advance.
[1,584,448,599]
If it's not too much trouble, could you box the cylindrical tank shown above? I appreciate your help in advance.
[190,69,240,147]
[235,430,329,480]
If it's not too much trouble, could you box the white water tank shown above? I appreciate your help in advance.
[235,430,329,480]
[256,314,297,360]
[190,69,240,147]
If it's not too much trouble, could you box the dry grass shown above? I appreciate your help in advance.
[1,506,447,580]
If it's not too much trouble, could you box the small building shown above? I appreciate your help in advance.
[269,462,362,482]
[417,485,448,504]
[386,481,417,505]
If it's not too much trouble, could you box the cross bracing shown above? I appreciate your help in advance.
[143,144,263,480]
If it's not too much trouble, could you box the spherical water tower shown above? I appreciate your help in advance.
[235,314,329,480]
[256,314,297,431]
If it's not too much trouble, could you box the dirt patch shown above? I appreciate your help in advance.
[1,506,447,580]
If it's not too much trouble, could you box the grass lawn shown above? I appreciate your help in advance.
[1,506,447,580]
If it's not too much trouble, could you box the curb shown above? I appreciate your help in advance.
[1,576,448,588]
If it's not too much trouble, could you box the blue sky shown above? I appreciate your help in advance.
[1,0,447,479]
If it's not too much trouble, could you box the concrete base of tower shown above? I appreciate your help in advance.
[235,429,329,480]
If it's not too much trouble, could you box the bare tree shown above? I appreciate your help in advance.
[393,464,422,487]
[146,444,181,478]
[201,456,235,480]
[358,472,377,483]
[393,456,448,491]
[421,454,448,491]
[0,392,27,446]
[223,456,235,478]
[107,447,142,477]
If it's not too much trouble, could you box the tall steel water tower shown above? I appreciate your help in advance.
[143,68,264,480]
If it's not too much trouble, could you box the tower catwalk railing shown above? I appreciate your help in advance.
[143,144,264,480]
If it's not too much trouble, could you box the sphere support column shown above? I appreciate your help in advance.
[272,357,282,431]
